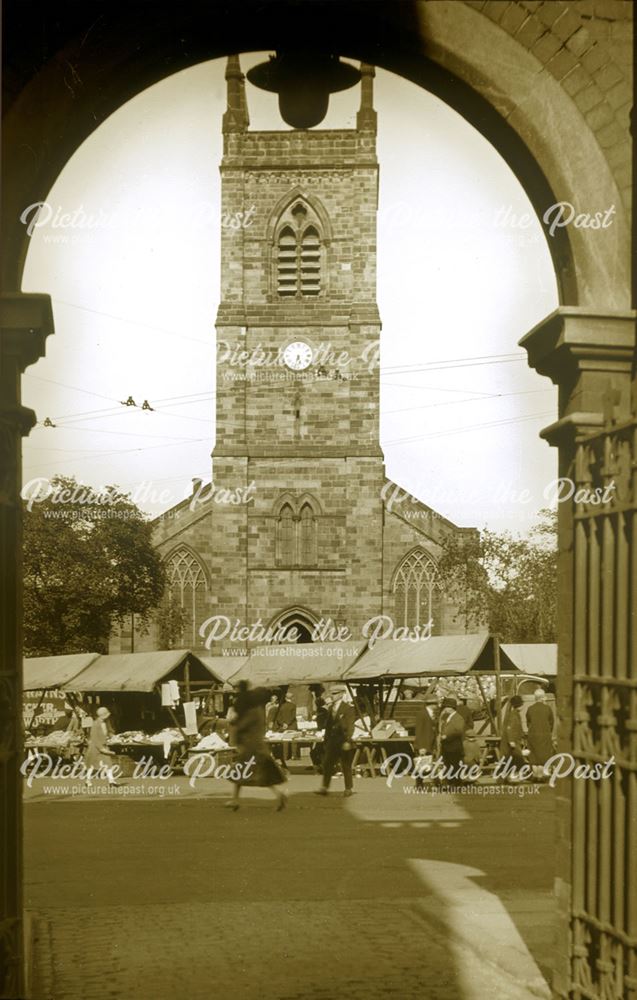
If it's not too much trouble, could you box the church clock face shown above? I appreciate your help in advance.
[282,341,313,371]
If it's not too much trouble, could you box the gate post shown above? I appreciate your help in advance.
[521,307,636,1000]
[0,294,52,999]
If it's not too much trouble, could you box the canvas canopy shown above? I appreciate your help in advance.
[57,650,218,693]
[23,653,101,691]
[500,643,557,677]
[226,641,367,687]
[200,656,250,684]
[342,634,503,680]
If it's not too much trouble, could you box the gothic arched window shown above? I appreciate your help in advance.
[300,226,321,296]
[277,503,296,565]
[275,495,320,566]
[393,549,442,633]
[299,502,317,565]
[274,201,323,298]
[164,547,207,647]
[277,226,298,297]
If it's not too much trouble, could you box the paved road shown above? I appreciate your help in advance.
[24,775,555,1000]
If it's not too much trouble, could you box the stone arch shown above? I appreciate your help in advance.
[272,491,299,516]
[266,188,333,246]
[2,2,631,309]
[267,605,319,643]
[297,492,322,516]
[2,7,634,994]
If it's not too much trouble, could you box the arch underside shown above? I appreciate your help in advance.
[3,2,630,307]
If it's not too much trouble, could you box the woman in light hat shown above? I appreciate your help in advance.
[84,707,118,786]
[526,688,555,781]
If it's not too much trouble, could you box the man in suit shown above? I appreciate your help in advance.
[275,690,298,731]
[315,685,357,797]
[456,698,474,732]
[413,696,437,790]
[438,697,465,780]
[272,689,298,768]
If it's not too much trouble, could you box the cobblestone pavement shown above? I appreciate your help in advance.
[24,775,555,1000]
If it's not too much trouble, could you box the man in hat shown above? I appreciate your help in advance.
[526,688,555,780]
[413,696,437,790]
[315,685,357,797]
[84,707,119,786]
[438,697,465,781]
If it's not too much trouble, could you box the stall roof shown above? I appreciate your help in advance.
[342,634,502,680]
[23,652,101,691]
[200,656,250,684]
[60,650,216,693]
[226,641,367,687]
[500,643,557,677]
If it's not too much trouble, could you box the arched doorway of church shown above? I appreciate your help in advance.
[267,607,318,727]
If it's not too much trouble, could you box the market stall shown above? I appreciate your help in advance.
[342,634,503,717]
[58,649,228,771]
[500,643,557,680]
[23,652,100,760]
[225,642,368,770]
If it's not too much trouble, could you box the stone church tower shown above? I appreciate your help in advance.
[121,57,473,656]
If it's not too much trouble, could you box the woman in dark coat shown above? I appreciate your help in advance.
[526,689,555,779]
[226,683,288,811]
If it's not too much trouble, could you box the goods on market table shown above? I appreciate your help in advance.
[192,733,230,752]
[25,730,81,749]
[106,728,184,747]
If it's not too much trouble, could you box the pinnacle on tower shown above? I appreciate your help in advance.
[356,63,377,133]
[223,55,249,133]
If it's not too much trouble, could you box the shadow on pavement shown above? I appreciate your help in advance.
[24,779,554,1000]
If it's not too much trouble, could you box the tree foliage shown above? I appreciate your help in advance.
[155,598,191,651]
[23,476,165,656]
[438,509,557,643]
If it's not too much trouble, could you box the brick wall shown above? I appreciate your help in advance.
[463,0,633,212]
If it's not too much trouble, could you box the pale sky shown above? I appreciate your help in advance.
[21,54,559,533]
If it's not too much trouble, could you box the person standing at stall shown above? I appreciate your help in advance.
[438,697,465,781]
[309,686,329,772]
[265,693,280,730]
[84,707,119,787]
[456,697,474,733]
[499,695,526,778]
[226,683,288,811]
[315,686,356,797]
[414,696,436,789]
[273,689,298,769]
[526,689,555,781]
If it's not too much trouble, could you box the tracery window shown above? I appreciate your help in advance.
[275,495,319,566]
[299,502,317,564]
[393,548,441,632]
[165,547,207,646]
[275,201,323,298]
[278,503,296,564]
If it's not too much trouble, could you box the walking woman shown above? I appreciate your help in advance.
[226,682,288,811]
